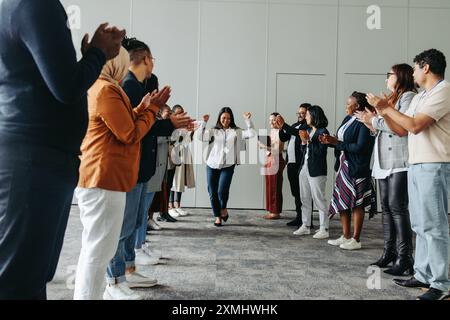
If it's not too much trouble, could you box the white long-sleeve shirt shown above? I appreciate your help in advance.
[197,119,255,169]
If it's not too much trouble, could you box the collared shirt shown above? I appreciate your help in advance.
[287,124,302,164]
[199,119,254,169]
[406,80,450,164]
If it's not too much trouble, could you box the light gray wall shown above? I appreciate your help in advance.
[62,0,450,210]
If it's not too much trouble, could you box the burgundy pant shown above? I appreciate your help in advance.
[265,154,286,214]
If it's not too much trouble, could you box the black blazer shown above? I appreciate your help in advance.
[138,120,174,183]
[279,122,309,164]
[333,116,375,179]
[300,127,329,177]
[121,71,175,183]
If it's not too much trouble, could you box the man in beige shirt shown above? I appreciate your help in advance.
[368,49,450,300]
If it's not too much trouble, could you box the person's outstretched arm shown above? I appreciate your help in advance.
[15,0,107,104]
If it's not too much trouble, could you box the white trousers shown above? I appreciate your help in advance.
[299,164,329,230]
[73,187,126,300]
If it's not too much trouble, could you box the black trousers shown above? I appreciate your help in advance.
[0,143,79,300]
[378,171,412,258]
[287,163,302,215]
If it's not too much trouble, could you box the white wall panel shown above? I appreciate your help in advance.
[63,0,449,211]
[195,1,268,209]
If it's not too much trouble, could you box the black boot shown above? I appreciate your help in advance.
[384,256,414,276]
[371,249,397,268]
[371,188,397,268]
[384,227,414,276]
[287,212,302,227]
[384,177,413,276]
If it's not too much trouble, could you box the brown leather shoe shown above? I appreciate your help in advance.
[264,213,281,220]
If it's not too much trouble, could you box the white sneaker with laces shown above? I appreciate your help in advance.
[135,248,160,265]
[148,218,162,231]
[328,235,351,246]
[168,208,180,218]
[293,225,311,236]
[103,283,143,300]
[313,229,329,239]
[125,272,158,288]
[339,238,362,250]
[142,243,162,260]
[175,208,189,216]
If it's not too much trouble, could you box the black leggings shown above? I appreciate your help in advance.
[169,191,182,203]
[167,168,182,204]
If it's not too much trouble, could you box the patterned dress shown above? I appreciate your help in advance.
[329,152,377,218]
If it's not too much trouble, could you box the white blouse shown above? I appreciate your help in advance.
[197,119,255,169]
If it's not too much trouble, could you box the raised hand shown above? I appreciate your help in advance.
[203,114,210,123]
[276,115,285,128]
[355,109,375,126]
[139,92,152,109]
[170,112,195,129]
[83,23,126,60]
[150,86,171,109]
[243,112,252,120]
[299,130,309,144]
[319,133,338,145]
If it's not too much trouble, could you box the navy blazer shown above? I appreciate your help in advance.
[300,127,329,177]
[333,116,375,179]
[279,121,309,164]
[121,71,175,183]
[0,0,106,154]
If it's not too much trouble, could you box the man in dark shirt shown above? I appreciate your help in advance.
[0,0,125,299]
[278,103,311,227]
[104,38,192,298]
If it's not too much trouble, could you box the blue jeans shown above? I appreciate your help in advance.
[0,144,79,299]
[408,163,450,292]
[135,192,155,249]
[206,165,235,217]
[106,183,147,284]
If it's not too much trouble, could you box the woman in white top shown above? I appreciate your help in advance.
[197,107,255,226]
[356,63,417,276]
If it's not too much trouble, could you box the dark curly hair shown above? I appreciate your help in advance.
[351,91,374,112]
[414,48,447,78]
[122,37,151,65]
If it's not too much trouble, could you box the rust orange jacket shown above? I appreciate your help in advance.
[78,78,159,192]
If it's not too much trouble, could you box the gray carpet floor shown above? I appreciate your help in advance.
[47,206,449,300]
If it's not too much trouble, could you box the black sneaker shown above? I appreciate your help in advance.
[157,212,178,223]
[393,277,430,289]
[287,217,302,227]
[417,288,450,300]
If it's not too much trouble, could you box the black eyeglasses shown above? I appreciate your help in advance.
[386,72,395,79]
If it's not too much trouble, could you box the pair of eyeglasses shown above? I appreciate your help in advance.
[386,72,395,79]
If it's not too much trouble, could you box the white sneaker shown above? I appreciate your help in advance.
[168,208,180,218]
[135,248,160,265]
[339,238,362,250]
[148,218,162,231]
[327,235,351,246]
[175,208,189,216]
[125,272,158,288]
[293,225,311,236]
[313,229,329,239]
[142,243,162,260]
[103,283,143,300]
